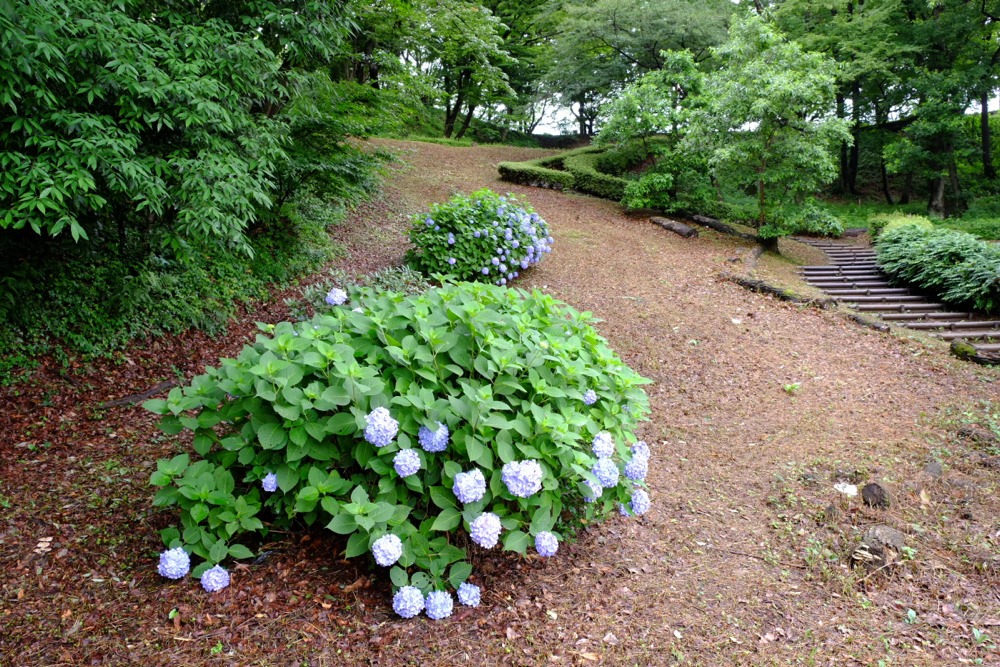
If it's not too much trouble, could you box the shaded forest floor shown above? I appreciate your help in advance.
[2,140,999,666]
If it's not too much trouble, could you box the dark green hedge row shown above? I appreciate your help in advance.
[876,223,1000,313]
[498,146,629,201]
[563,153,628,200]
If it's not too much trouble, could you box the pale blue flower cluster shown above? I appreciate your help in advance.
[261,472,278,493]
[372,533,403,566]
[582,389,597,405]
[425,591,454,619]
[393,586,424,618]
[453,468,486,504]
[470,512,502,548]
[324,288,348,306]
[535,531,559,557]
[501,460,543,498]
[629,488,651,516]
[592,458,620,488]
[201,565,230,592]
[418,422,449,452]
[157,547,190,579]
[364,407,398,447]
[631,441,650,459]
[393,449,421,477]
[624,456,648,482]
[591,432,614,459]
[457,582,481,607]
[583,478,603,503]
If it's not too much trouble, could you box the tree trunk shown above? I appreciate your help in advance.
[928,176,946,218]
[880,159,893,205]
[983,89,995,179]
[455,104,476,140]
[848,82,861,195]
[837,93,849,194]
[900,172,913,204]
[948,155,964,215]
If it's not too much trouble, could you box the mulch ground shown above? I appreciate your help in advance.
[2,139,999,667]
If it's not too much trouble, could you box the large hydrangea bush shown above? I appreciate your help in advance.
[146,281,651,614]
[405,188,553,285]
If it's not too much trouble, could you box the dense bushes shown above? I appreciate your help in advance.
[147,281,652,613]
[497,146,603,191]
[876,223,1000,312]
[759,200,845,239]
[405,189,552,284]
[562,152,628,200]
[867,213,933,239]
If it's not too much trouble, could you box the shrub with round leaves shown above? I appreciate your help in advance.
[405,189,553,285]
[146,281,650,610]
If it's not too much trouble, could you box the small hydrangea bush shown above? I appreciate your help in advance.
[405,189,553,285]
[146,281,651,613]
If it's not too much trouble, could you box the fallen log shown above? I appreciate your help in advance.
[99,380,177,409]
[690,215,758,242]
[650,216,698,238]
[720,272,834,308]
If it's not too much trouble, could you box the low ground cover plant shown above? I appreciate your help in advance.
[876,219,1000,312]
[146,281,652,616]
[405,189,553,285]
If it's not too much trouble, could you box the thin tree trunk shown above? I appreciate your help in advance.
[880,159,893,205]
[983,89,995,179]
[848,82,861,194]
[837,93,849,193]
[948,155,964,215]
[455,104,476,139]
[928,176,946,218]
[900,172,913,204]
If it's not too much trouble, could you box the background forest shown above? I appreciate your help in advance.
[3,0,1000,381]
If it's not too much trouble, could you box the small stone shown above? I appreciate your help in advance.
[957,424,1000,448]
[922,461,943,480]
[861,482,889,509]
[864,525,906,551]
[833,482,857,497]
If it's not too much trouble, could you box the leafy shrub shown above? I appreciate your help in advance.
[594,141,654,176]
[285,267,433,321]
[497,161,574,190]
[563,153,629,200]
[867,213,933,239]
[876,225,1000,312]
[759,200,844,239]
[405,190,553,285]
[146,282,652,610]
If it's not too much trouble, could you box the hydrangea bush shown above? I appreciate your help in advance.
[146,281,651,613]
[405,189,553,285]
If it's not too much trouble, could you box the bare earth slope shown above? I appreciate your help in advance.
[1,140,998,666]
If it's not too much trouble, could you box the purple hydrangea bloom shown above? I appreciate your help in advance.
[582,389,597,405]
[393,586,424,618]
[624,456,648,482]
[201,565,230,592]
[534,531,559,558]
[512,240,520,248]
[448,257,457,265]
[157,547,190,579]
[261,472,278,493]
[501,460,543,498]
[631,441,650,459]
[628,488,651,516]
[481,267,490,275]
[470,512,502,548]
[324,288,348,306]
[371,533,403,566]
[453,468,486,504]
[425,217,434,227]
[418,422,449,452]
[364,407,398,447]
[425,590,454,620]
[583,478,603,503]
[591,432,614,459]
[491,257,500,266]
[448,233,455,245]
[393,449,421,477]
[500,278,507,285]
[473,230,481,238]
[457,582,481,607]
[592,458,620,488]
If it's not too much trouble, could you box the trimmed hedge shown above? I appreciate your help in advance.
[498,146,629,199]
[867,212,933,239]
[563,152,628,200]
[497,161,574,190]
[876,222,1000,313]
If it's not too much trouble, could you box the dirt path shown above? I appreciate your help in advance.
[2,140,998,666]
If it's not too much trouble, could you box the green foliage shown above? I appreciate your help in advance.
[562,153,629,200]
[759,201,845,239]
[285,267,433,321]
[498,146,601,190]
[406,190,552,284]
[876,225,1000,313]
[867,213,934,239]
[593,141,654,176]
[147,282,651,593]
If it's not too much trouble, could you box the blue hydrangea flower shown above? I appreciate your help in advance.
[583,478,603,503]
[364,407,398,447]
[448,233,455,245]
[393,586,424,618]
[627,488,651,516]
[418,422,449,452]
[201,565,230,592]
[261,472,278,493]
[512,240,520,248]
[425,217,433,227]
[534,531,559,557]
[453,468,486,504]
[624,455,648,482]
[582,389,597,405]
[631,441,650,459]
[157,547,190,579]
[470,512,502,548]
[491,257,500,265]
[393,449,421,478]
[500,278,507,285]
[481,267,490,275]
[499,263,507,272]
[425,590,454,620]
[501,460,543,498]
[591,431,614,458]
[324,288,348,306]
[457,582,481,607]
[592,458,620,488]
[474,230,481,238]
[371,533,403,566]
